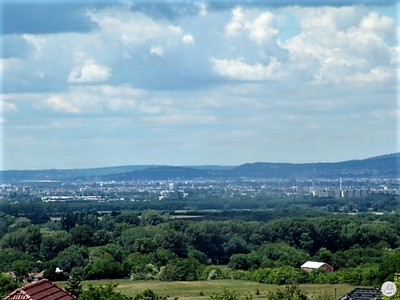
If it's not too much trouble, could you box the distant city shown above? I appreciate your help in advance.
[1,177,399,204]
[1,153,399,204]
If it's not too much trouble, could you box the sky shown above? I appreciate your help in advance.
[0,0,399,170]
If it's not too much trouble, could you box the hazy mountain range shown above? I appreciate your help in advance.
[1,153,399,183]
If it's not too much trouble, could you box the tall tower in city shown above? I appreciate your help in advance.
[339,177,342,191]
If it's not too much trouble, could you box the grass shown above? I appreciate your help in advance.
[56,279,360,299]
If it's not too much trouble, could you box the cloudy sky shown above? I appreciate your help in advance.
[0,0,399,170]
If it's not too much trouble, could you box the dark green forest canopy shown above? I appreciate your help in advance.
[0,194,399,287]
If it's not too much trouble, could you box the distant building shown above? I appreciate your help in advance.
[338,287,382,300]
[32,270,45,282]
[3,279,76,300]
[301,261,333,272]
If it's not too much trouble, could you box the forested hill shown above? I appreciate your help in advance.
[1,153,398,182]
[102,152,399,180]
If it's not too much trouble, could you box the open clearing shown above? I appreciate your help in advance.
[56,279,361,299]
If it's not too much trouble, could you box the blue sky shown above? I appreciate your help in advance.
[1,0,398,170]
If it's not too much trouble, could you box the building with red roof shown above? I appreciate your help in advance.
[2,279,76,300]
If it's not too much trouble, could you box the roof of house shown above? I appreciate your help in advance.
[33,271,44,278]
[3,279,76,300]
[300,261,327,269]
[339,288,382,300]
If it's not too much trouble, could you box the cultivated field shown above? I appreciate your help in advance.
[56,279,360,299]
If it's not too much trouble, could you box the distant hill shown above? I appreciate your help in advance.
[0,153,398,182]
[101,153,400,181]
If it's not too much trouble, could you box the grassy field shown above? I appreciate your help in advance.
[56,279,360,299]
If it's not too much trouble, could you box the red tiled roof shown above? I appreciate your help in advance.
[3,279,76,300]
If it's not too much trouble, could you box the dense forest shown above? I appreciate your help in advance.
[0,194,400,292]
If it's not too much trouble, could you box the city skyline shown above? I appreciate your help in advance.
[1,0,399,170]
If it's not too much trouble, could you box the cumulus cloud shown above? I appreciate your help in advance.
[182,34,194,44]
[68,60,111,83]
[210,57,284,80]
[2,3,398,167]
[150,46,164,56]
[45,95,81,113]
[0,101,18,113]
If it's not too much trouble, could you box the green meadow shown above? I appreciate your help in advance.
[57,279,360,299]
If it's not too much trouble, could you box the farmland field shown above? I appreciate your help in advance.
[56,279,363,299]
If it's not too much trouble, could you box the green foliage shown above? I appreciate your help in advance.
[140,211,166,226]
[208,287,252,300]
[209,288,240,300]
[130,263,159,281]
[56,245,89,273]
[80,283,132,300]
[70,225,94,246]
[200,266,229,281]
[228,254,253,271]
[311,291,334,300]
[158,264,185,282]
[11,260,32,281]
[40,230,72,261]
[378,251,400,282]
[382,276,400,300]
[159,258,203,281]
[65,266,84,297]
[0,273,21,298]
[133,289,167,300]
[1,225,42,257]
[85,253,124,279]
[266,284,308,300]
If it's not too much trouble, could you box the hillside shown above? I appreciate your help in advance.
[1,153,398,182]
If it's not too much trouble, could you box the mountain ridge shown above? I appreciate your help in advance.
[1,152,398,182]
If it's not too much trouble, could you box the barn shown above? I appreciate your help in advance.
[301,261,334,272]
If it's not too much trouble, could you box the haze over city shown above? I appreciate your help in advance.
[1,0,399,170]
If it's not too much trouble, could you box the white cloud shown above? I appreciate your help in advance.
[248,12,278,44]
[210,57,284,80]
[0,101,18,113]
[283,6,397,85]
[182,34,194,44]
[198,2,207,17]
[150,46,164,56]
[45,95,81,113]
[68,60,111,83]
[2,4,398,168]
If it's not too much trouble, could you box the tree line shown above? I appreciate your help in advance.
[0,205,399,287]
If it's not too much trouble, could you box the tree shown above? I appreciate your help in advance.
[133,289,166,300]
[1,226,42,257]
[85,253,124,279]
[65,267,84,298]
[140,211,166,226]
[0,273,21,298]
[11,260,31,282]
[115,212,140,226]
[378,251,400,282]
[228,254,252,271]
[266,284,308,300]
[79,283,132,300]
[133,238,158,254]
[70,225,94,246]
[208,288,252,300]
[56,245,89,273]
[40,230,72,261]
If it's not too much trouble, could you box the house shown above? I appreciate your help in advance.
[32,271,45,282]
[3,279,76,300]
[339,288,382,300]
[300,261,334,272]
